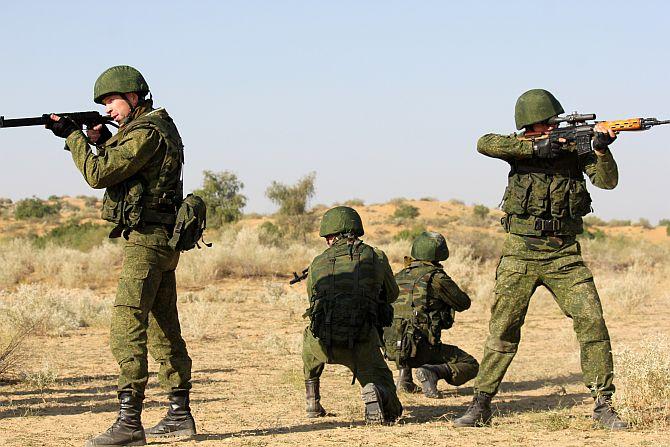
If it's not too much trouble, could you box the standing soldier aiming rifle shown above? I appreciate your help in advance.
[46,65,196,446]
[301,206,403,424]
[453,89,628,430]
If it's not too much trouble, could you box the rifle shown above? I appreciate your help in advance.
[0,111,118,129]
[289,268,309,285]
[522,113,670,156]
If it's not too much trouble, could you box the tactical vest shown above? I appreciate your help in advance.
[384,263,454,364]
[100,108,184,236]
[307,240,383,348]
[501,152,591,236]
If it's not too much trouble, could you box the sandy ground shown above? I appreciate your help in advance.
[1,278,668,447]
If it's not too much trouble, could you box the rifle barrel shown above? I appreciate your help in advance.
[0,116,47,128]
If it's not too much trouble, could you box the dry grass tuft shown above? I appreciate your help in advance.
[177,227,319,287]
[614,336,670,427]
[0,285,110,336]
[179,298,226,341]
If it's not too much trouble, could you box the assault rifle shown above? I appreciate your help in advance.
[522,113,670,156]
[0,111,117,129]
[289,268,309,285]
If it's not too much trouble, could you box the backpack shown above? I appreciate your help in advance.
[307,241,382,349]
[384,265,451,365]
[168,194,211,251]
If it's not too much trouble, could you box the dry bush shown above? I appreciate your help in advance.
[0,239,36,289]
[177,226,320,287]
[0,285,110,336]
[582,236,669,271]
[179,300,225,341]
[597,264,659,317]
[614,336,670,428]
[0,240,122,290]
[0,323,35,381]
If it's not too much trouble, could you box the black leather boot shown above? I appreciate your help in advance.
[415,364,453,398]
[453,392,493,427]
[85,392,146,446]
[361,383,387,424]
[145,390,196,438]
[396,368,419,393]
[593,395,629,430]
[305,379,326,418]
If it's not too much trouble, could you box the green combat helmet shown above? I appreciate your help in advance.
[411,231,449,261]
[319,206,364,237]
[94,65,150,104]
[514,89,564,130]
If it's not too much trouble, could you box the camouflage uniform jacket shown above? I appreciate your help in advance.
[477,133,618,236]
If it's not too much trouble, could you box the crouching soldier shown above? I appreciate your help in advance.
[302,206,403,424]
[384,232,479,398]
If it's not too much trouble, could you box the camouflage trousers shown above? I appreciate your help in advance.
[302,326,403,417]
[474,233,615,397]
[399,340,479,387]
[111,225,192,397]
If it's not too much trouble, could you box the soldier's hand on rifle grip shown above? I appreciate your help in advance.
[592,122,617,154]
[46,114,79,139]
[533,134,565,159]
[87,124,112,145]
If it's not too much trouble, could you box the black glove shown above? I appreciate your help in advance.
[592,131,616,152]
[46,116,79,139]
[533,134,564,159]
[95,125,113,146]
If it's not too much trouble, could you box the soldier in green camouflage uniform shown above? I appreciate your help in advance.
[47,66,196,446]
[453,89,628,430]
[302,206,403,424]
[384,232,479,398]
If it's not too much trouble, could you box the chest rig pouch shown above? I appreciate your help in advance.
[500,153,593,235]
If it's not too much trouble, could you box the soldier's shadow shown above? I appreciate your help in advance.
[400,372,588,423]
[187,419,367,441]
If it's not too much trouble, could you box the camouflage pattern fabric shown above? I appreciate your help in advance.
[477,133,618,236]
[66,103,191,397]
[302,238,401,416]
[302,326,403,417]
[402,339,479,386]
[474,234,614,397]
[386,260,478,386]
[473,131,619,398]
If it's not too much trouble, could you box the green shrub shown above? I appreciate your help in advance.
[419,197,437,202]
[583,215,607,226]
[344,199,365,207]
[658,219,670,226]
[258,221,284,247]
[33,222,112,251]
[194,170,247,227]
[472,204,490,219]
[608,219,632,227]
[393,225,426,242]
[266,173,316,216]
[393,203,420,220]
[265,173,317,240]
[14,198,60,220]
[637,218,654,229]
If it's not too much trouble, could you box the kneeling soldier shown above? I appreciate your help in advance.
[302,206,403,424]
[384,232,479,398]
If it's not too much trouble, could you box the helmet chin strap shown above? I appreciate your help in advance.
[122,93,137,114]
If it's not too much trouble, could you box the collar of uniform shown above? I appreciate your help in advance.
[408,259,441,268]
[120,99,155,127]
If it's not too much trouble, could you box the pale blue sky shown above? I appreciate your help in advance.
[1,1,669,221]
